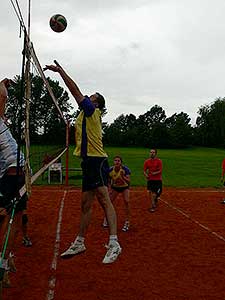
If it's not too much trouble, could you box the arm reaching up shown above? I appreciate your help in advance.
[44,61,84,105]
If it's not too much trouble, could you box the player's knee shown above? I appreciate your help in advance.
[22,214,28,225]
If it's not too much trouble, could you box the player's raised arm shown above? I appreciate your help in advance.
[44,61,84,105]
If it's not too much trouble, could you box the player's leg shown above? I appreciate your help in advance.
[0,174,24,286]
[155,181,162,205]
[61,190,95,258]
[122,189,130,231]
[101,189,118,228]
[149,192,157,212]
[97,186,117,235]
[21,211,32,247]
[97,185,121,263]
[79,190,96,236]
[19,192,32,247]
[147,180,153,211]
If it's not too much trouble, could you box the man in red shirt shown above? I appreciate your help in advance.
[143,149,163,212]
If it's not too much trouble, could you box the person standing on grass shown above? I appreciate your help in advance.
[143,149,163,213]
[103,156,131,232]
[44,61,121,264]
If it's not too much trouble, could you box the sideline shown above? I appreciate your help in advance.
[131,189,224,193]
[46,190,67,300]
[31,187,81,194]
[161,198,225,243]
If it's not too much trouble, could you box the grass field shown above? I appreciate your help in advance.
[34,146,225,188]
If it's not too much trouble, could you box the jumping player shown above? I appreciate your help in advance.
[44,61,121,264]
[143,149,163,212]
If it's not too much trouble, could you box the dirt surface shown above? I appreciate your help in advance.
[3,186,225,300]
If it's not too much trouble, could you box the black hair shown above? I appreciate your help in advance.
[96,92,105,110]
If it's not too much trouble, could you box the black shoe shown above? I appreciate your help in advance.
[22,237,32,247]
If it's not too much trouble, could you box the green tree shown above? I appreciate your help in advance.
[195,98,225,147]
[136,105,167,147]
[6,74,73,145]
[104,114,137,146]
[165,112,192,148]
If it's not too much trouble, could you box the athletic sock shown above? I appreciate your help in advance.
[109,235,118,245]
[74,236,85,244]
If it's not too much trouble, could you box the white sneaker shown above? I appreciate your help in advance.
[102,241,122,264]
[61,242,86,258]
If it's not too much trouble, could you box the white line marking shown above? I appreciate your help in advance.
[162,199,225,243]
[31,188,81,194]
[46,190,67,300]
[130,189,224,193]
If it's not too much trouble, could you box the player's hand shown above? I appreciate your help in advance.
[43,64,61,72]
[120,169,125,176]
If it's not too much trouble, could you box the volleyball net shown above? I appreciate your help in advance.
[6,35,71,197]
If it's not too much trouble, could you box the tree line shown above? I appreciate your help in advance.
[6,75,225,149]
[103,99,225,148]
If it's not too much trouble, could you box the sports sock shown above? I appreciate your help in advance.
[74,236,85,244]
[109,235,118,245]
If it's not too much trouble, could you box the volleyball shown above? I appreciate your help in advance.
[50,14,67,33]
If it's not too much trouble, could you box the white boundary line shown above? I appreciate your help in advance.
[161,198,225,243]
[130,189,224,193]
[31,188,81,194]
[46,190,67,300]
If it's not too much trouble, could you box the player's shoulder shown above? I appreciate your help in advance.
[144,158,150,163]
[122,165,131,174]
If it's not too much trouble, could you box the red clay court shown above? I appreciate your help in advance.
[3,186,225,300]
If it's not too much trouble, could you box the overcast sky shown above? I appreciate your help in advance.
[1,0,225,124]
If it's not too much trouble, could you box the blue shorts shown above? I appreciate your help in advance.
[81,157,109,192]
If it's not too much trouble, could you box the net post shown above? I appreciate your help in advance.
[65,120,70,186]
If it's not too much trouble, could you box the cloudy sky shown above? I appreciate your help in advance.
[1,0,225,124]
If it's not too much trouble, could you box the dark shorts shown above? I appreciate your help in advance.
[0,168,27,214]
[81,157,109,192]
[147,180,162,196]
[111,186,129,193]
